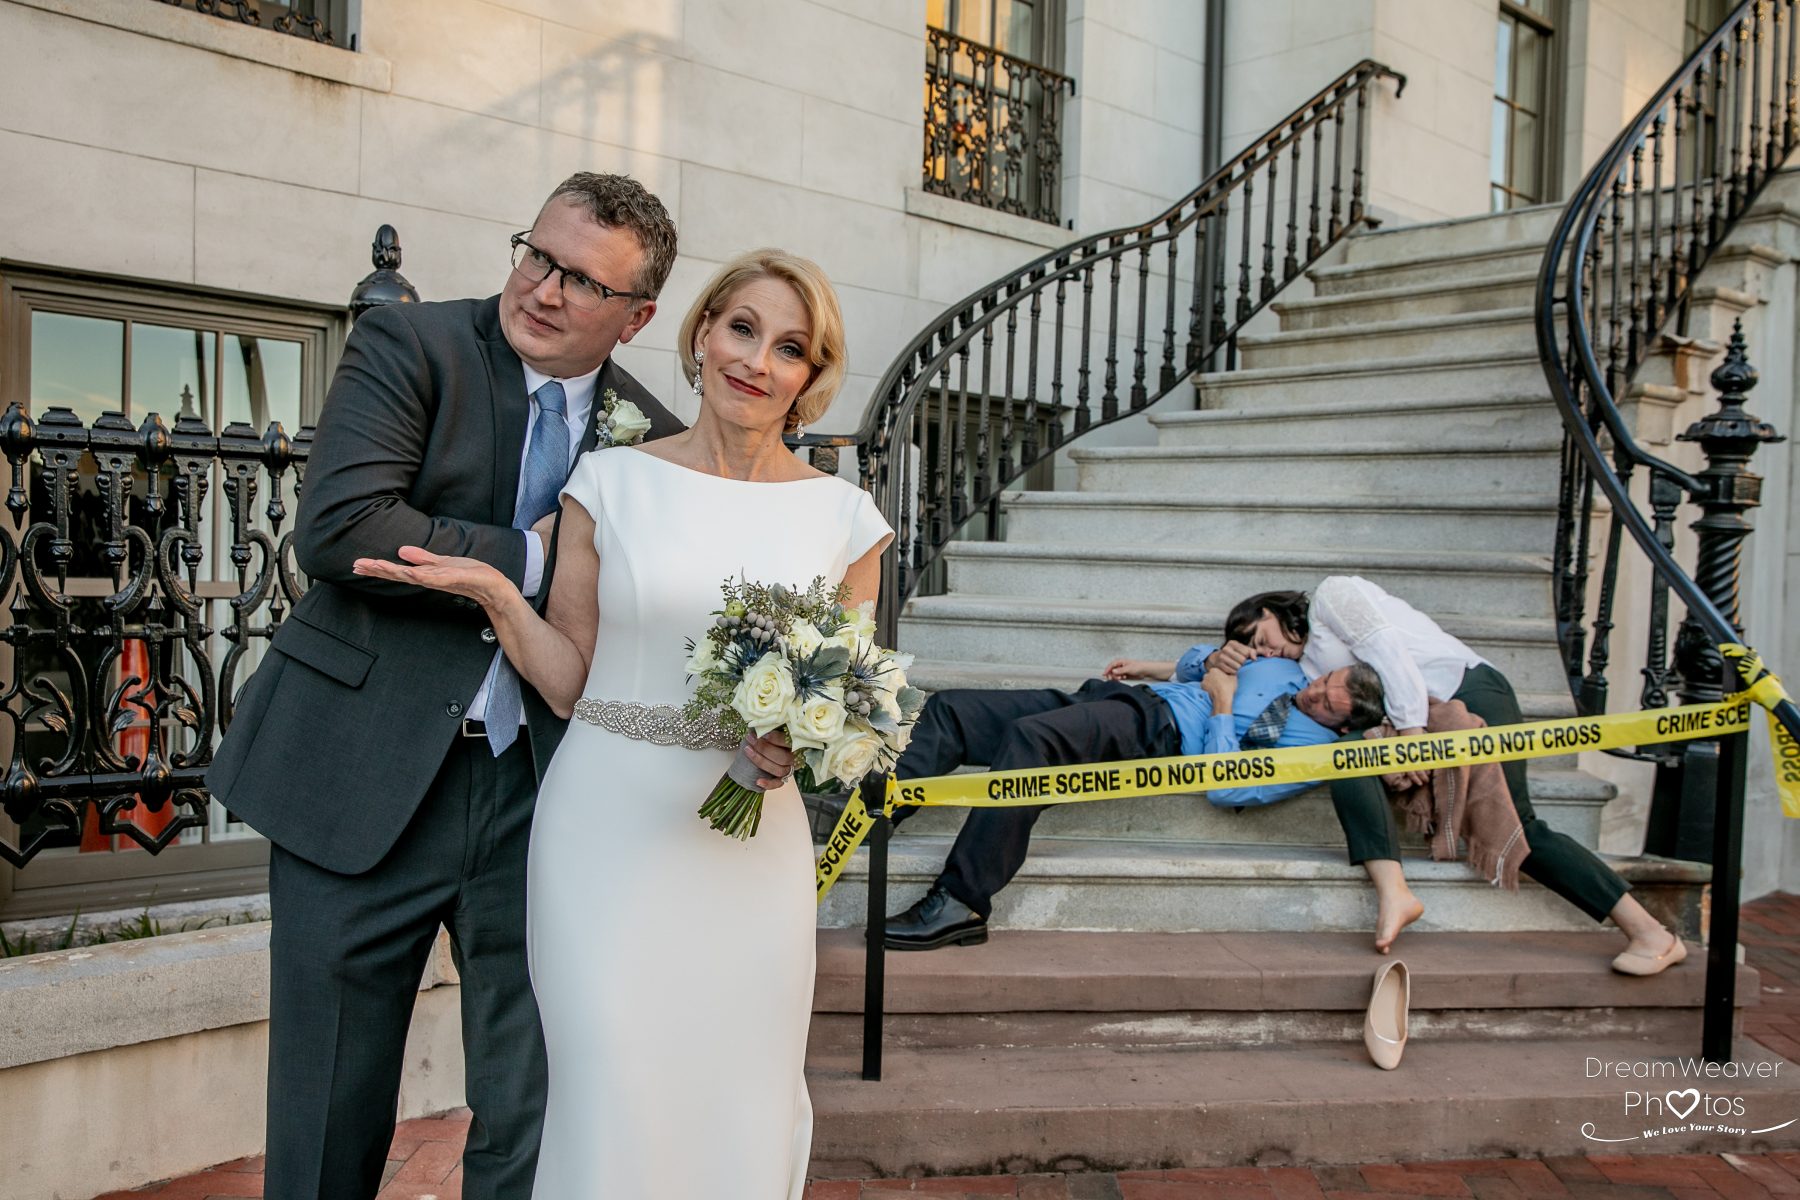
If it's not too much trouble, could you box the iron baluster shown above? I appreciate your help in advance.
[1160,216,1180,391]
[1261,137,1279,300]
[1237,169,1256,322]
[1077,251,1095,432]
[1639,470,1682,713]
[1284,119,1303,280]
[1131,239,1151,410]
[1103,240,1122,421]
[1307,109,1325,259]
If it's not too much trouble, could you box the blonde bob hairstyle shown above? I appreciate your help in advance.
[677,249,846,432]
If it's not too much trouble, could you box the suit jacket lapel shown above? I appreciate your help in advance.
[476,296,528,523]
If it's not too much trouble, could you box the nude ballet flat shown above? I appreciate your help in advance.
[1611,931,1689,976]
[1363,959,1409,1070]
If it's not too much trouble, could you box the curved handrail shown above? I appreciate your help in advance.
[837,59,1405,644]
[1535,0,1799,742]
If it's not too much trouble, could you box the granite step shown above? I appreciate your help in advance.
[996,489,1560,551]
[1337,203,1564,264]
[898,595,1570,693]
[1192,349,1547,407]
[882,766,1610,849]
[1152,394,1565,448]
[1069,439,1564,496]
[1274,271,1543,329]
[810,928,1751,1047]
[938,543,1556,619]
[1308,243,1551,296]
[813,838,1705,938]
[806,1034,1795,1176]
[1238,307,1537,370]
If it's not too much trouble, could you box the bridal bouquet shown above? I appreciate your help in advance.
[683,576,924,840]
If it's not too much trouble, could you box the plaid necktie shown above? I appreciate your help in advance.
[486,381,569,755]
[1241,691,1295,749]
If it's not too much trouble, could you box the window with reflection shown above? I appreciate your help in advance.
[0,267,340,917]
[1492,0,1561,211]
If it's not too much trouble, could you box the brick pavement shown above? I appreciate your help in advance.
[95,893,1800,1200]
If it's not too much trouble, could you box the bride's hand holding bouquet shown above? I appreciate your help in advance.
[684,576,924,840]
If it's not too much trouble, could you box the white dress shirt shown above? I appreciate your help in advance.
[1299,575,1488,731]
[466,360,600,723]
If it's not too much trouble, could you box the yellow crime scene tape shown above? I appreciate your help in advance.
[814,659,1800,904]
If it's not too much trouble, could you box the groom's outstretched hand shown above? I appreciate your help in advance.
[742,730,795,790]
[353,545,511,608]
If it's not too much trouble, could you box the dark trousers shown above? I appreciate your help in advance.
[889,680,1181,918]
[265,736,547,1200]
[1327,662,1629,922]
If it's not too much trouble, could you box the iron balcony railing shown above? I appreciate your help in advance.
[923,26,1075,226]
[152,0,342,46]
[1535,0,1800,1062]
[818,59,1405,651]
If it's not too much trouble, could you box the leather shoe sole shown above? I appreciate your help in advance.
[884,921,989,951]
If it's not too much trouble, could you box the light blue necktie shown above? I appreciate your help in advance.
[487,381,570,755]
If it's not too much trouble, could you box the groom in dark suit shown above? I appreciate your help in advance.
[208,173,684,1200]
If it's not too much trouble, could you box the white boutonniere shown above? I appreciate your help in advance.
[596,387,652,448]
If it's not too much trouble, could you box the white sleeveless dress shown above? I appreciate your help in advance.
[526,447,892,1199]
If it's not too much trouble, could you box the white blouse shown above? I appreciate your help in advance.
[1299,575,1488,730]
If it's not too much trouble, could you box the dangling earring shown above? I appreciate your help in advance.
[691,350,705,395]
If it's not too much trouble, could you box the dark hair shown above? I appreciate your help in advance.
[544,173,678,301]
[1344,663,1386,730]
[1223,589,1311,645]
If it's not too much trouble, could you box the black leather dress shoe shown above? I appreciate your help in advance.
[884,883,988,950]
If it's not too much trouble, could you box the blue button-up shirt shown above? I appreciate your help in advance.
[1145,645,1337,807]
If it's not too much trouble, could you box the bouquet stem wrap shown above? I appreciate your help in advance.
[698,746,768,840]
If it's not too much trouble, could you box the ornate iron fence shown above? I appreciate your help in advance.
[0,235,419,869]
[1535,0,1800,1060]
[152,0,341,45]
[923,26,1075,226]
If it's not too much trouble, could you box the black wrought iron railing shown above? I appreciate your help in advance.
[1535,0,1800,1061]
[0,409,310,868]
[833,59,1405,649]
[923,26,1075,226]
[153,0,344,46]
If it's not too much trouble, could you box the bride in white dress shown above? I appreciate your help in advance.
[353,249,892,1199]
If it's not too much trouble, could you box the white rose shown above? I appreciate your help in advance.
[685,636,721,676]
[784,621,825,657]
[785,684,847,749]
[732,653,794,735]
[819,728,884,787]
[846,601,877,640]
[823,626,871,658]
[606,398,653,445]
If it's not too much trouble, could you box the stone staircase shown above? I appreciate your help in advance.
[818,202,1710,939]
[804,201,1800,1176]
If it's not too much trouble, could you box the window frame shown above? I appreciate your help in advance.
[1492,0,1564,212]
[0,262,345,920]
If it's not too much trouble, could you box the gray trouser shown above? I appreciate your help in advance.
[264,735,546,1200]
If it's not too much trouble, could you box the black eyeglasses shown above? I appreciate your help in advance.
[509,233,646,310]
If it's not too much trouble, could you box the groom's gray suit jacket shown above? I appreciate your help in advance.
[207,295,683,875]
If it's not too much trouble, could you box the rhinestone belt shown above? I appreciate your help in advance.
[570,698,741,751]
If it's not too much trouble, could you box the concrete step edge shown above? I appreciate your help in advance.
[1068,439,1563,462]
[1195,348,1541,384]
[997,490,1561,516]
[1157,393,1555,425]
[1239,306,1536,348]
[899,596,1561,640]
[811,928,1731,1014]
[1274,270,1543,314]
[936,541,1552,575]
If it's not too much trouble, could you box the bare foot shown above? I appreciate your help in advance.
[1374,895,1425,954]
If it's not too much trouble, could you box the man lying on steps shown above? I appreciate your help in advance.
[873,631,1386,951]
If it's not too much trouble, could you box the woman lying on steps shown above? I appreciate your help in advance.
[1214,577,1687,975]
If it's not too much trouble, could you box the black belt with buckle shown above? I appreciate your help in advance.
[459,718,489,738]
